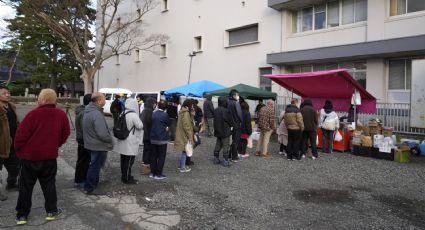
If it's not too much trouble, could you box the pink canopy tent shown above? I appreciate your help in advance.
[264,69,376,113]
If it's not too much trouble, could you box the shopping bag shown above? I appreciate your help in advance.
[334,130,343,142]
[247,137,253,148]
[185,142,193,157]
[251,131,260,141]
[316,134,319,145]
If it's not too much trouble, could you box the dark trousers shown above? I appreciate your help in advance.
[84,151,107,192]
[150,144,167,176]
[239,138,248,155]
[142,140,152,164]
[322,129,335,153]
[280,144,287,152]
[16,159,57,218]
[230,128,241,160]
[214,136,230,160]
[301,130,318,157]
[287,129,302,159]
[112,112,119,126]
[0,149,20,186]
[120,155,136,181]
[74,144,90,183]
[169,118,177,141]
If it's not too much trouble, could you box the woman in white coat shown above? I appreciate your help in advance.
[113,98,143,184]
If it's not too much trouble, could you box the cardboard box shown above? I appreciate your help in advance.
[395,149,410,163]
[362,136,373,147]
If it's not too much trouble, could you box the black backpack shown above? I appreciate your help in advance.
[113,111,136,140]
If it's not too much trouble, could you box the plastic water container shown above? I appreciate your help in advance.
[420,141,425,157]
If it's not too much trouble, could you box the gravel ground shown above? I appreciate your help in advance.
[17,105,425,229]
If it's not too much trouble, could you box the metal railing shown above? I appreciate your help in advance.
[275,96,425,136]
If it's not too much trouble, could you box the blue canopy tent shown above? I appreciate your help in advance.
[164,80,225,97]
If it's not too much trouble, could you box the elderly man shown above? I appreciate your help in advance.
[83,92,113,195]
[255,100,275,158]
[0,86,20,199]
[14,89,70,225]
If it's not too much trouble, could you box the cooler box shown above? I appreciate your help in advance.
[395,149,410,163]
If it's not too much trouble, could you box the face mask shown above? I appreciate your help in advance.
[234,95,240,101]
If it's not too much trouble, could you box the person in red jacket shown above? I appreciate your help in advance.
[14,89,70,225]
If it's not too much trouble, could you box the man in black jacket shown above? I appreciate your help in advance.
[227,89,243,162]
[203,94,214,137]
[300,98,318,159]
[213,96,233,166]
[166,95,179,141]
[74,94,92,186]
[140,97,157,175]
[110,95,122,125]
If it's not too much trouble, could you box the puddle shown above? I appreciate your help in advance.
[373,194,425,227]
[293,189,355,204]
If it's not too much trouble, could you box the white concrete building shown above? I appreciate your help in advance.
[97,0,425,103]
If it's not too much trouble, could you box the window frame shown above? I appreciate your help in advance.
[162,0,169,12]
[134,49,141,63]
[225,23,260,48]
[387,58,411,91]
[390,0,425,16]
[193,36,203,53]
[159,43,167,58]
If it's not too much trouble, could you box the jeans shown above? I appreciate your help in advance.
[150,144,167,176]
[179,152,187,169]
[214,137,230,160]
[287,129,302,159]
[256,130,273,155]
[322,129,335,153]
[301,130,318,157]
[16,159,57,218]
[84,151,107,192]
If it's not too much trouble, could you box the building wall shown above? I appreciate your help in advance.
[96,0,282,93]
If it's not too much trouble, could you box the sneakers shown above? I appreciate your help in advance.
[278,151,284,155]
[230,158,239,163]
[154,175,167,180]
[46,209,63,221]
[222,160,230,167]
[149,173,154,178]
[213,157,221,165]
[312,156,316,160]
[179,167,191,173]
[122,178,139,184]
[240,154,249,158]
[16,216,27,225]
[302,154,306,159]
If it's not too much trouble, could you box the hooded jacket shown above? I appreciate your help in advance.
[319,108,339,131]
[227,96,242,129]
[0,102,19,159]
[140,97,156,141]
[113,99,144,155]
[83,102,113,151]
[203,95,214,119]
[284,104,304,131]
[213,96,232,138]
[150,109,170,145]
[174,107,195,152]
[14,104,70,161]
[300,99,318,131]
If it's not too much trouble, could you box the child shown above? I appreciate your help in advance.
[213,96,233,166]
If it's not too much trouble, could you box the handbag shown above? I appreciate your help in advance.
[185,142,193,157]
[334,130,343,142]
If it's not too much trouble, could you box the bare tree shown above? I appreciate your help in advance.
[3,0,168,93]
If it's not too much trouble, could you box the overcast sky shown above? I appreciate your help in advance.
[0,3,15,44]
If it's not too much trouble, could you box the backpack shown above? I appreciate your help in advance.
[113,111,136,140]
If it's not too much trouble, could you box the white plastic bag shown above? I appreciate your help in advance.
[247,137,253,148]
[251,131,260,141]
[185,143,193,157]
[316,134,319,145]
[334,130,343,142]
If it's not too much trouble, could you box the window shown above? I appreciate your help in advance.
[193,36,202,52]
[292,0,367,33]
[134,49,141,62]
[388,59,411,90]
[259,68,272,91]
[227,24,258,46]
[160,44,167,58]
[162,0,168,12]
[291,61,367,88]
[390,0,425,16]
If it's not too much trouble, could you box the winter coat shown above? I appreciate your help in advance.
[300,102,318,131]
[150,109,170,145]
[174,107,195,152]
[14,104,70,161]
[214,96,232,138]
[140,97,156,141]
[75,105,85,144]
[227,97,242,129]
[257,105,275,132]
[110,99,122,115]
[113,99,143,156]
[83,102,113,151]
[203,95,214,119]
[241,110,252,136]
[284,104,304,131]
[0,102,19,159]
[319,108,340,131]
[277,111,288,145]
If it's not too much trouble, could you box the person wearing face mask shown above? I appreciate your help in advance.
[227,89,243,162]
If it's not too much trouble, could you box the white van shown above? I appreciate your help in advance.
[130,91,161,103]
[99,88,132,114]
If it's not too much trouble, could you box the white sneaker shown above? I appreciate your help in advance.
[278,152,283,155]
[312,156,316,160]
[179,167,191,173]
[302,155,306,159]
